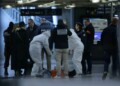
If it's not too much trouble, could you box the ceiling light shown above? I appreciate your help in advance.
[17,0,38,4]
[38,5,43,7]
[38,1,60,7]
[5,5,12,8]
[64,3,76,9]
[17,0,23,4]
[91,0,100,3]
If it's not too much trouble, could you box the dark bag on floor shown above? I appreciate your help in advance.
[68,70,76,78]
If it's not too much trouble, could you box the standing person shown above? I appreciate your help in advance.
[74,22,87,75]
[38,18,54,71]
[51,19,72,78]
[74,22,87,46]
[3,22,14,76]
[25,19,39,75]
[11,21,28,77]
[29,31,52,77]
[101,18,118,80]
[82,19,95,74]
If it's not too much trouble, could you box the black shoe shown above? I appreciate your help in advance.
[102,72,107,80]
[4,68,8,76]
[15,70,23,77]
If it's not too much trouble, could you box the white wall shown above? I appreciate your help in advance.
[0,8,15,59]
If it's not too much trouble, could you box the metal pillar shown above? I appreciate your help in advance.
[118,13,120,76]
[111,2,113,21]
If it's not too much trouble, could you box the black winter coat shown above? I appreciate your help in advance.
[11,29,28,70]
[85,23,95,45]
[51,26,72,49]
[75,29,87,46]
[101,24,118,52]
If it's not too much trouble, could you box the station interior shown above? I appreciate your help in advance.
[0,0,120,86]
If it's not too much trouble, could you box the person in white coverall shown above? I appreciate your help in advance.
[29,31,52,76]
[68,29,84,76]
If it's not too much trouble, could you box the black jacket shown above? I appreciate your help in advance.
[26,24,39,43]
[75,29,87,46]
[51,26,72,49]
[85,23,95,45]
[11,29,28,70]
[101,24,117,51]
[3,29,12,47]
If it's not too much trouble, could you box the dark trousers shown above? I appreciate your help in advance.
[24,53,34,75]
[41,48,51,71]
[81,50,92,73]
[103,50,118,74]
[4,46,11,68]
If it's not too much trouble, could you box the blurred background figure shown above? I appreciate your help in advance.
[25,19,39,75]
[82,19,95,75]
[3,22,14,76]
[11,21,28,77]
[101,18,118,80]
[75,22,86,46]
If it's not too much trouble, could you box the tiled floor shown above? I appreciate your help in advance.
[0,59,120,86]
[0,54,120,86]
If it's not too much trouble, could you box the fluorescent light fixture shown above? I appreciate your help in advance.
[17,0,38,4]
[64,3,75,9]
[91,0,100,3]
[109,0,118,1]
[38,5,43,7]
[17,0,23,4]
[101,0,118,3]
[5,5,12,8]
[38,1,60,8]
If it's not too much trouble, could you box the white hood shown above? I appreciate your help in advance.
[42,31,51,37]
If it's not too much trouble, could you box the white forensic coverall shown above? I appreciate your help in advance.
[29,31,52,76]
[68,29,84,74]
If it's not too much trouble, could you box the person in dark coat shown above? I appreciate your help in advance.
[74,22,87,46]
[25,19,39,75]
[11,21,28,77]
[3,22,14,76]
[74,22,87,75]
[51,19,72,78]
[82,19,95,74]
[101,18,118,80]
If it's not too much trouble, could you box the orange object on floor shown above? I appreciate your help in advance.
[51,69,65,78]
[51,69,57,77]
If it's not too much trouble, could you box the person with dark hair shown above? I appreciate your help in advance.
[74,22,87,75]
[3,22,14,76]
[25,19,39,75]
[51,19,72,78]
[101,18,118,80]
[82,19,95,75]
[75,22,87,46]
[11,21,28,77]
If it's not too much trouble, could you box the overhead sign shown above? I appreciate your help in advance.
[20,8,62,16]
